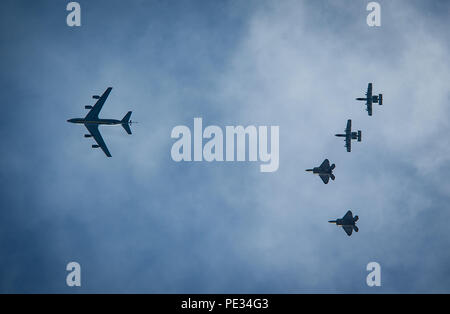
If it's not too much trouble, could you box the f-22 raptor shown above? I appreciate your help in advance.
[329,210,359,236]
[67,87,134,157]
[356,82,383,116]
[306,159,336,184]
[335,119,361,152]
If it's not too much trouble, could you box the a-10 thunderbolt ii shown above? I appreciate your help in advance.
[356,82,383,116]
[335,119,361,152]
[306,159,336,184]
[67,87,135,157]
[329,210,359,236]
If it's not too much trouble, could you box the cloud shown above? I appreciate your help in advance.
[0,0,449,292]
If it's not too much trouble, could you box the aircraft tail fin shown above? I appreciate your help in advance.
[121,111,132,134]
[330,173,335,181]
[353,225,359,232]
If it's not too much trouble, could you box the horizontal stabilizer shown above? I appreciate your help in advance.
[121,111,132,135]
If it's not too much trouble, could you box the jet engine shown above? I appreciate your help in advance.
[84,134,92,138]
[92,144,100,148]
[92,95,100,99]
[357,130,362,142]
[372,95,379,103]
[85,105,93,109]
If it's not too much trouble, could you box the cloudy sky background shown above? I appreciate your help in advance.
[0,0,449,293]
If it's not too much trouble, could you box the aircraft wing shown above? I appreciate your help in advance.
[342,225,353,236]
[319,174,329,184]
[345,119,351,133]
[85,87,112,120]
[84,124,112,157]
[367,102,373,116]
[366,83,372,97]
[345,137,351,152]
[343,210,353,220]
[319,159,330,171]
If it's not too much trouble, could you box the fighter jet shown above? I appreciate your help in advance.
[306,159,336,184]
[329,210,359,236]
[356,82,383,116]
[335,119,361,152]
[67,87,134,157]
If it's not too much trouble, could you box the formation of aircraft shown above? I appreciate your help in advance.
[329,210,359,236]
[67,87,134,157]
[305,82,383,236]
[67,83,383,237]
[306,159,336,184]
[335,119,362,152]
[356,83,383,116]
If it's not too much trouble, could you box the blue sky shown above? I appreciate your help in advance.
[0,0,449,293]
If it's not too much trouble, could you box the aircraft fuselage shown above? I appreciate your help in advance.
[356,97,372,104]
[305,167,332,175]
[329,218,356,226]
[67,118,122,125]
[335,131,354,140]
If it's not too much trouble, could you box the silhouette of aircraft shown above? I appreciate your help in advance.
[356,82,383,116]
[306,159,336,184]
[335,119,361,152]
[67,87,134,157]
[329,210,359,236]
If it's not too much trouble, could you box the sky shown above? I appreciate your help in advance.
[0,0,450,293]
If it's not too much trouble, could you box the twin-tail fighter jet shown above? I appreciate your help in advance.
[329,210,359,236]
[335,119,361,152]
[67,87,135,157]
[306,159,336,184]
[356,83,383,116]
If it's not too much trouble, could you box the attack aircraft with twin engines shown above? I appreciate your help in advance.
[335,119,361,152]
[356,82,383,116]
